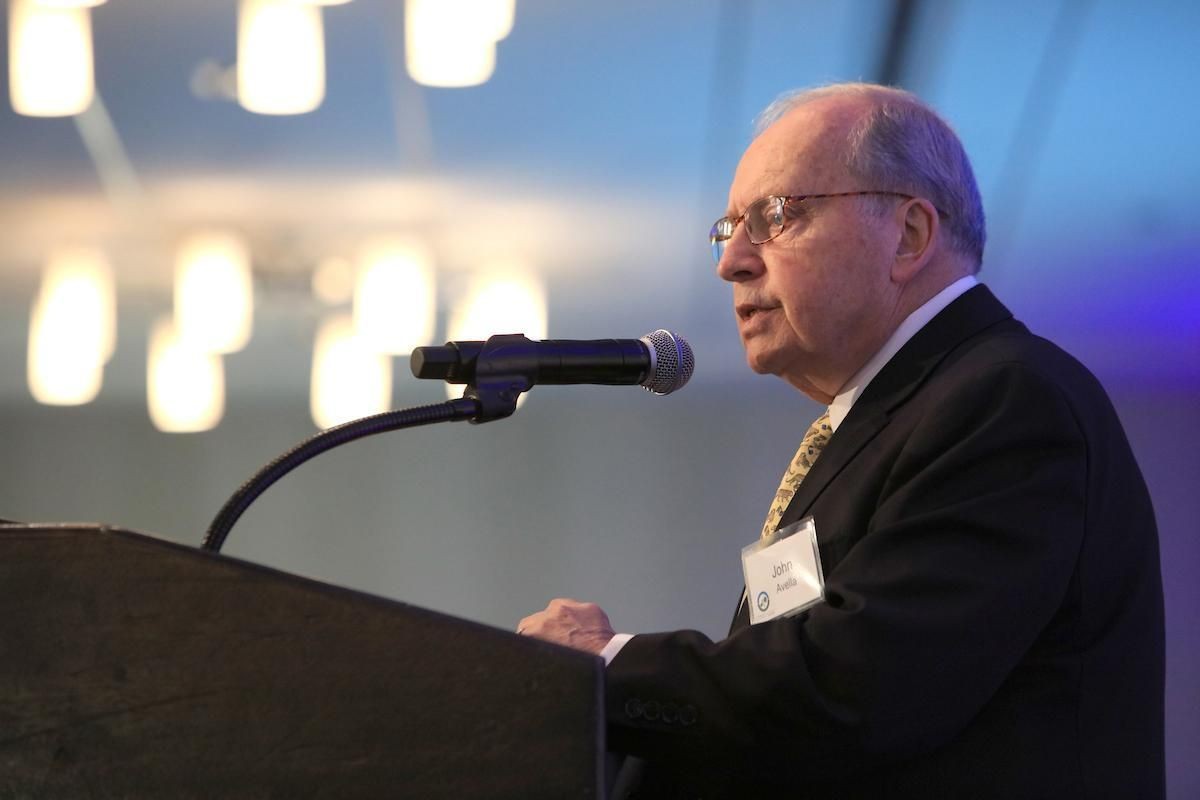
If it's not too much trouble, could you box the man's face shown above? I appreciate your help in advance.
[717,100,905,403]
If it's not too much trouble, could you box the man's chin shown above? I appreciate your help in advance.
[743,348,779,376]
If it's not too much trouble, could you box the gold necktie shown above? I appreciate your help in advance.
[760,411,832,540]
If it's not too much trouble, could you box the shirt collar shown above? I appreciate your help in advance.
[827,275,979,432]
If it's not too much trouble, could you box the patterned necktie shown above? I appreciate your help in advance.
[760,411,833,539]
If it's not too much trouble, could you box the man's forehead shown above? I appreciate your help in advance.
[734,163,789,194]
[728,111,849,207]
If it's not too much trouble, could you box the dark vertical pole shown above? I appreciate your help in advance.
[876,0,922,87]
[987,0,1095,269]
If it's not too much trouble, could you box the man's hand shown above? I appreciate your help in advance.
[517,598,615,656]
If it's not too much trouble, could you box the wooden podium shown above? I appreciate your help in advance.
[0,524,604,798]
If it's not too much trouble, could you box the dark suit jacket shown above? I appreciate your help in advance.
[606,286,1164,798]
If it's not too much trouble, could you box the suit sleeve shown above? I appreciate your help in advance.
[605,360,1089,775]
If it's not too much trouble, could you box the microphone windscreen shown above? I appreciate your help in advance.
[640,330,694,395]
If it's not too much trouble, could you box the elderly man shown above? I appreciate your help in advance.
[519,84,1164,798]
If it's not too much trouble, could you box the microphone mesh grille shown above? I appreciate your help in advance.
[641,330,695,395]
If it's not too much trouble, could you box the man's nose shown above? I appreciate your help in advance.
[716,224,764,283]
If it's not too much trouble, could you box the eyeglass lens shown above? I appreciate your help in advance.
[710,221,728,264]
[710,196,787,264]
[747,196,785,243]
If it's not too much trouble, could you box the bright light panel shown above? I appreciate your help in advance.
[27,248,115,406]
[147,317,225,433]
[311,314,392,429]
[237,0,325,115]
[444,268,546,401]
[9,0,95,117]
[405,0,500,88]
[174,231,254,354]
[353,237,436,355]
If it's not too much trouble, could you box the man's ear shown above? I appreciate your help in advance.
[891,198,939,284]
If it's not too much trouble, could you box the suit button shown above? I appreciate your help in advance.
[679,705,698,726]
[642,701,660,721]
[661,703,678,724]
[624,698,643,719]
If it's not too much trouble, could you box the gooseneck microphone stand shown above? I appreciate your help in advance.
[201,365,532,554]
[203,329,692,554]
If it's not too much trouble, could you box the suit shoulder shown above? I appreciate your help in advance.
[942,322,1108,403]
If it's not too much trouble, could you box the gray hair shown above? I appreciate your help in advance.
[756,83,986,270]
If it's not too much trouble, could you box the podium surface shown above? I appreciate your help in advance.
[0,524,603,798]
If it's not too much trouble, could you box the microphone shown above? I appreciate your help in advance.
[411,329,694,395]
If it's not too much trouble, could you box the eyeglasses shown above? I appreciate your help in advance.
[709,190,917,264]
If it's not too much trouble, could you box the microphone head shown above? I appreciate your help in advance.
[639,330,694,395]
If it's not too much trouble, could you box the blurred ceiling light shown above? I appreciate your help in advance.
[289,0,353,5]
[8,0,95,117]
[353,237,436,354]
[32,0,107,7]
[26,248,116,406]
[237,0,325,115]
[444,268,546,401]
[312,256,355,305]
[174,231,254,354]
[147,317,225,433]
[447,270,547,341]
[405,0,517,88]
[48,247,116,360]
[311,314,392,429]
[474,0,515,41]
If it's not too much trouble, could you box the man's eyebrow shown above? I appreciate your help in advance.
[726,190,762,217]
[725,165,793,216]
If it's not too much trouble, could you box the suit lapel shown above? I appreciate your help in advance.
[777,285,1014,529]
[729,286,1015,636]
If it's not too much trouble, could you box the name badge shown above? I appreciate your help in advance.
[741,517,825,625]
